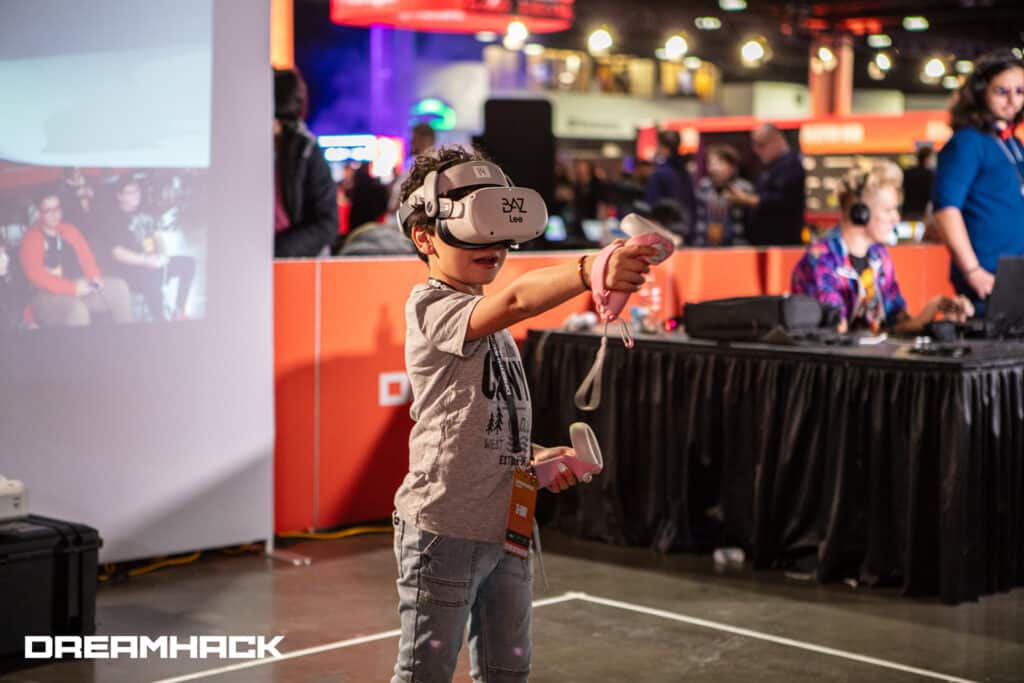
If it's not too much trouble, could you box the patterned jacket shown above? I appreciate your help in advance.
[791,229,907,332]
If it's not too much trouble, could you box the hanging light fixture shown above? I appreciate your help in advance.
[664,35,689,61]
[588,28,613,55]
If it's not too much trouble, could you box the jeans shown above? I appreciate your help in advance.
[392,513,533,683]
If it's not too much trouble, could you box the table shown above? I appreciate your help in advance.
[524,330,1024,604]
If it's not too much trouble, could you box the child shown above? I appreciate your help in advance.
[391,146,657,682]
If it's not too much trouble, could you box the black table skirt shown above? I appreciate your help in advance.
[524,330,1024,604]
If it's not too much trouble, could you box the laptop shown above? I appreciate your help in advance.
[985,256,1024,337]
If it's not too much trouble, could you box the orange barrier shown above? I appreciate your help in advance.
[274,243,955,532]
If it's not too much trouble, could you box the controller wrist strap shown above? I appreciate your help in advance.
[575,242,635,411]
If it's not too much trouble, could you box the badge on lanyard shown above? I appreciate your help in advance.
[504,468,537,558]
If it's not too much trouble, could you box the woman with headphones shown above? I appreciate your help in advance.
[792,161,973,334]
[934,49,1024,313]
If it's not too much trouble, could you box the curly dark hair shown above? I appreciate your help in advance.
[399,145,491,262]
[950,49,1024,131]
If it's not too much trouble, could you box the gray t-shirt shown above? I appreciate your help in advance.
[394,281,533,542]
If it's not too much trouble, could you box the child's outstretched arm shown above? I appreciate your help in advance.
[466,240,659,341]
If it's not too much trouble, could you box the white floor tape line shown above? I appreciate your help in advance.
[149,592,579,683]
[567,592,980,683]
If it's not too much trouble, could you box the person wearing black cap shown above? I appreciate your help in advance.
[273,67,338,258]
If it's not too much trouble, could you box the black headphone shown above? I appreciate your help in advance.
[846,172,871,226]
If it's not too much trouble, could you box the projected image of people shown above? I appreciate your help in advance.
[0,165,207,330]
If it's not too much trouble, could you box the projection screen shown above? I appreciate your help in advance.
[0,0,274,562]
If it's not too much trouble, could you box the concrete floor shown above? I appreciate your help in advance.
[4,529,1022,683]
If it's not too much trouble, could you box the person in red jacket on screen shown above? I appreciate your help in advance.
[19,190,132,327]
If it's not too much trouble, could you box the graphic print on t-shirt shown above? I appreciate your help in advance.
[482,338,531,467]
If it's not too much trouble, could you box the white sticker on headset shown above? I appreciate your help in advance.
[473,165,493,179]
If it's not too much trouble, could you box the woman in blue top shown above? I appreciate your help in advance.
[934,49,1024,312]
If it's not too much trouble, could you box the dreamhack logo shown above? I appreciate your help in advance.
[24,635,285,660]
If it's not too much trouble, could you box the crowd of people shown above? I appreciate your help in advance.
[0,170,200,331]
[271,48,1024,335]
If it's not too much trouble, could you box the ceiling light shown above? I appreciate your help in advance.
[695,17,722,31]
[720,0,747,10]
[903,16,929,31]
[684,56,703,69]
[817,46,835,64]
[741,39,766,66]
[942,75,961,90]
[475,31,498,43]
[506,20,529,44]
[875,52,892,72]
[867,34,891,49]
[588,28,613,55]
[665,35,689,61]
[523,43,544,56]
[924,58,946,79]
[955,59,974,74]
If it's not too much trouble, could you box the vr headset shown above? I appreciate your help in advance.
[396,160,547,249]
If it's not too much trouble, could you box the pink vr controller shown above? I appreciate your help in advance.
[590,214,675,323]
[534,422,603,489]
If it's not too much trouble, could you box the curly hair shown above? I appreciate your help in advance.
[950,49,1024,131]
[399,145,491,262]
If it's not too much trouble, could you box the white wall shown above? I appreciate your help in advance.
[0,0,274,563]
[852,89,905,115]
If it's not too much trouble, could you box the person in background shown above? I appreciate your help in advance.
[56,167,98,235]
[387,122,437,216]
[0,240,22,331]
[335,164,414,257]
[901,146,935,221]
[726,123,806,245]
[273,67,337,258]
[572,159,607,225]
[645,129,696,237]
[792,161,972,335]
[99,178,196,321]
[693,144,753,246]
[19,191,131,327]
[933,48,1024,314]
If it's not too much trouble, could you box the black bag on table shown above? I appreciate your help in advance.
[682,294,837,342]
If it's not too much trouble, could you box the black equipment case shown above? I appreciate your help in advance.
[682,294,833,341]
[0,515,101,665]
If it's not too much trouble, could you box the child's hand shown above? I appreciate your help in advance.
[603,239,658,292]
[533,446,578,493]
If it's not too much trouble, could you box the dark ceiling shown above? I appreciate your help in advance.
[296,0,1024,95]
[555,0,1024,93]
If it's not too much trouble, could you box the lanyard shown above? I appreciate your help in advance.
[428,277,524,453]
[994,135,1024,195]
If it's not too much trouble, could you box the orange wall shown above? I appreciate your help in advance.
[274,243,954,532]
